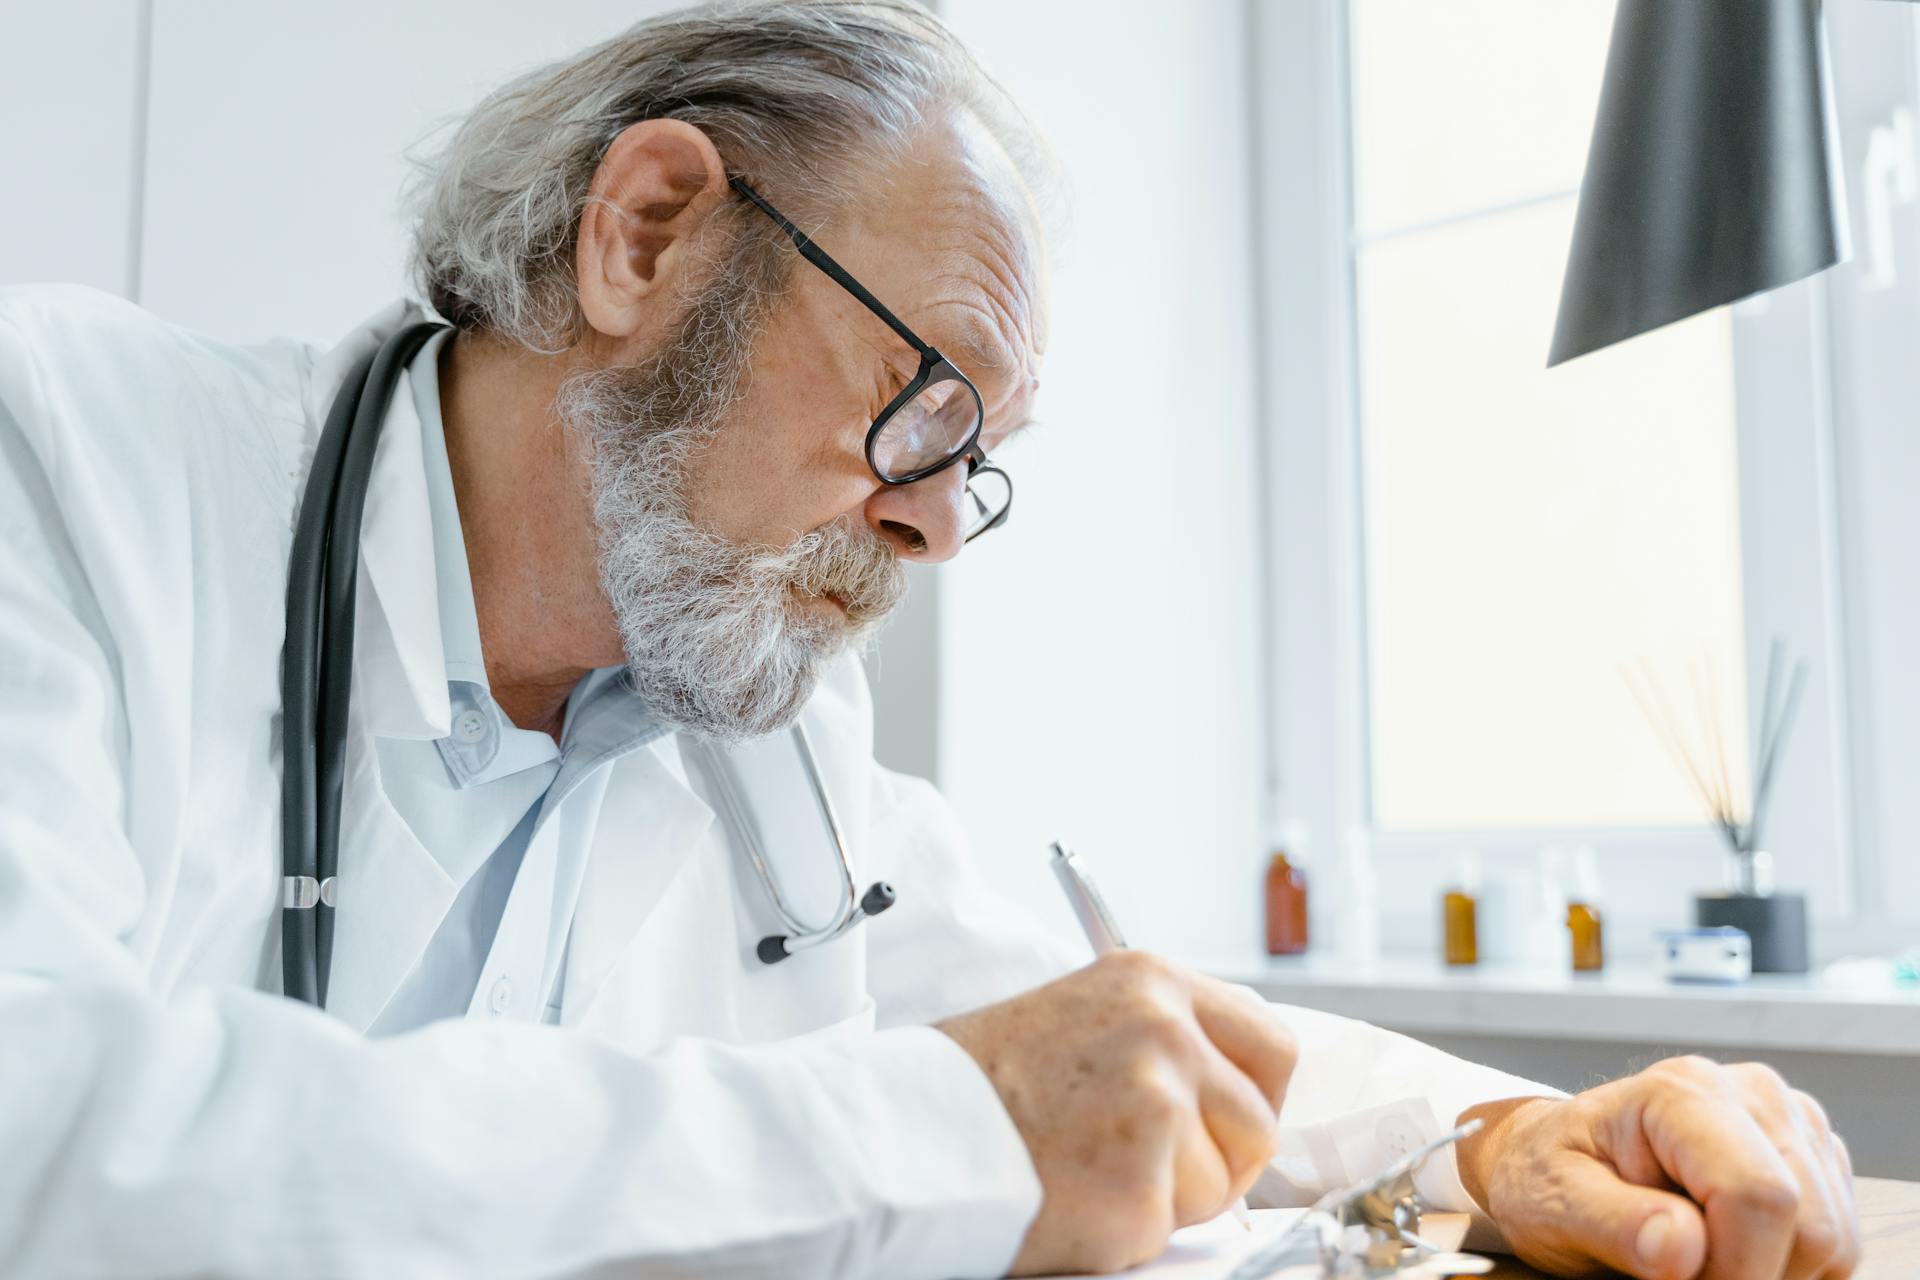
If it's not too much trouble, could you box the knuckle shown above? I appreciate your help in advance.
[1727,1063,1798,1121]
[1793,1088,1834,1134]
[1733,1172,1801,1219]
[1248,1117,1283,1167]
[1126,1068,1189,1131]
[1650,1054,1718,1087]
[1103,948,1174,982]
[1263,1013,1300,1063]
[1259,1029,1299,1105]
[1138,1007,1203,1064]
[1734,1060,1790,1095]
[1797,1216,1841,1267]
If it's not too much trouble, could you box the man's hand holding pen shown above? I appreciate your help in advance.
[938,953,1296,1276]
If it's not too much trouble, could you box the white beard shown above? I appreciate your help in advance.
[558,272,907,742]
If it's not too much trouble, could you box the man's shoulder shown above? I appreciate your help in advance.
[0,281,154,335]
[0,285,319,499]
[0,283,316,408]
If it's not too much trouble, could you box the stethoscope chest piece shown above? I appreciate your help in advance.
[699,722,896,965]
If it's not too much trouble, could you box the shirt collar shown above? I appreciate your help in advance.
[318,301,454,745]
[408,327,490,689]
[406,326,563,785]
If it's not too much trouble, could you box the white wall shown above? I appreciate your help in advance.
[4,0,1271,961]
[0,2,146,295]
[3,2,685,341]
[932,0,1270,958]
[139,2,704,344]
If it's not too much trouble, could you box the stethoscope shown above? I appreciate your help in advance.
[280,320,894,1008]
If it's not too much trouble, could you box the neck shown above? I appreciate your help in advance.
[436,328,625,742]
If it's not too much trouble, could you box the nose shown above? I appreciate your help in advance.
[863,461,968,563]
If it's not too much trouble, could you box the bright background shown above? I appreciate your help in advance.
[5,0,1918,968]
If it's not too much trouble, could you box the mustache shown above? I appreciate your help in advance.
[776,518,909,628]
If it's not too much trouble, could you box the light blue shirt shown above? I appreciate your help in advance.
[369,330,666,1033]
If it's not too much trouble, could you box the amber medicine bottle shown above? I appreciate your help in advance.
[1567,903,1604,972]
[1443,891,1478,966]
[1264,850,1309,956]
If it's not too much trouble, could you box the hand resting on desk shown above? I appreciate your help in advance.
[1458,1056,1859,1280]
[938,951,1296,1276]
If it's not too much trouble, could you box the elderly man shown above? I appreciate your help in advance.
[0,3,1858,1278]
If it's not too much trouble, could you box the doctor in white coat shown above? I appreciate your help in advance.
[0,3,1860,1278]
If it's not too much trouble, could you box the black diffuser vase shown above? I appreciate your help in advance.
[1695,851,1809,973]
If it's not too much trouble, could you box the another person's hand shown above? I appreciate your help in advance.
[1458,1056,1859,1280]
[937,951,1296,1275]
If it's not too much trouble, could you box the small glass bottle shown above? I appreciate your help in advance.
[1264,849,1310,956]
[1443,891,1478,966]
[1567,902,1604,972]
[1566,845,1604,972]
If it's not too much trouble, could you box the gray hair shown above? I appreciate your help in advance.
[407,0,1053,353]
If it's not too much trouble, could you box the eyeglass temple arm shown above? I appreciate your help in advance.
[729,177,936,363]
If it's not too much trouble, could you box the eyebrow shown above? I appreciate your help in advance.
[946,312,1024,379]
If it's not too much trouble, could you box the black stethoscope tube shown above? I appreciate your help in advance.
[282,322,446,1007]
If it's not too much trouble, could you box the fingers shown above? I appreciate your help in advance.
[1537,1151,1709,1280]
[1169,1086,1237,1227]
[1115,964,1292,1226]
[1759,1088,1846,1280]
[1791,1091,1861,1279]
[1636,1063,1824,1280]
[1190,977,1297,1112]
[1191,1034,1283,1205]
[1713,1067,1858,1280]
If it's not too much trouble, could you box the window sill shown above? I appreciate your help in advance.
[1197,951,1920,1056]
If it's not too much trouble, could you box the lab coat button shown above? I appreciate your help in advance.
[454,709,489,744]
[488,976,513,1014]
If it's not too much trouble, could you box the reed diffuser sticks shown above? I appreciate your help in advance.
[1621,640,1807,893]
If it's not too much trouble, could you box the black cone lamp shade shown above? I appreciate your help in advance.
[1548,0,1853,367]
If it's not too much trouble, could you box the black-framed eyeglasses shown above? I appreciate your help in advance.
[730,176,1012,544]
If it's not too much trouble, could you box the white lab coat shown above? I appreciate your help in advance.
[0,285,1546,1279]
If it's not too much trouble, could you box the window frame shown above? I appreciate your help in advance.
[1248,0,1919,956]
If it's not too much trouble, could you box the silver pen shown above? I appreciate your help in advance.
[1048,840,1253,1231]
[1048,840,1127,953]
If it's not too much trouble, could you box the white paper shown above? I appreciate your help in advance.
[1053,1208,1308,1280]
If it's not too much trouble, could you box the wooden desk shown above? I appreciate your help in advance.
[1485,1177,1920,1278]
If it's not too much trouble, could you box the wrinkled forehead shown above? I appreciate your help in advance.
[837,108,1048,426]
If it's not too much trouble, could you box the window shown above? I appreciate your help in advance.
[1348,1,1749,830]
[1253,0,1920,950]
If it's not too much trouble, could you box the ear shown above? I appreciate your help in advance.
[574,118,730,341]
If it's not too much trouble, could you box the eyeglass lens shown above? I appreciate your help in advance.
[870,369,981,480]
[962,466,1012,541]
